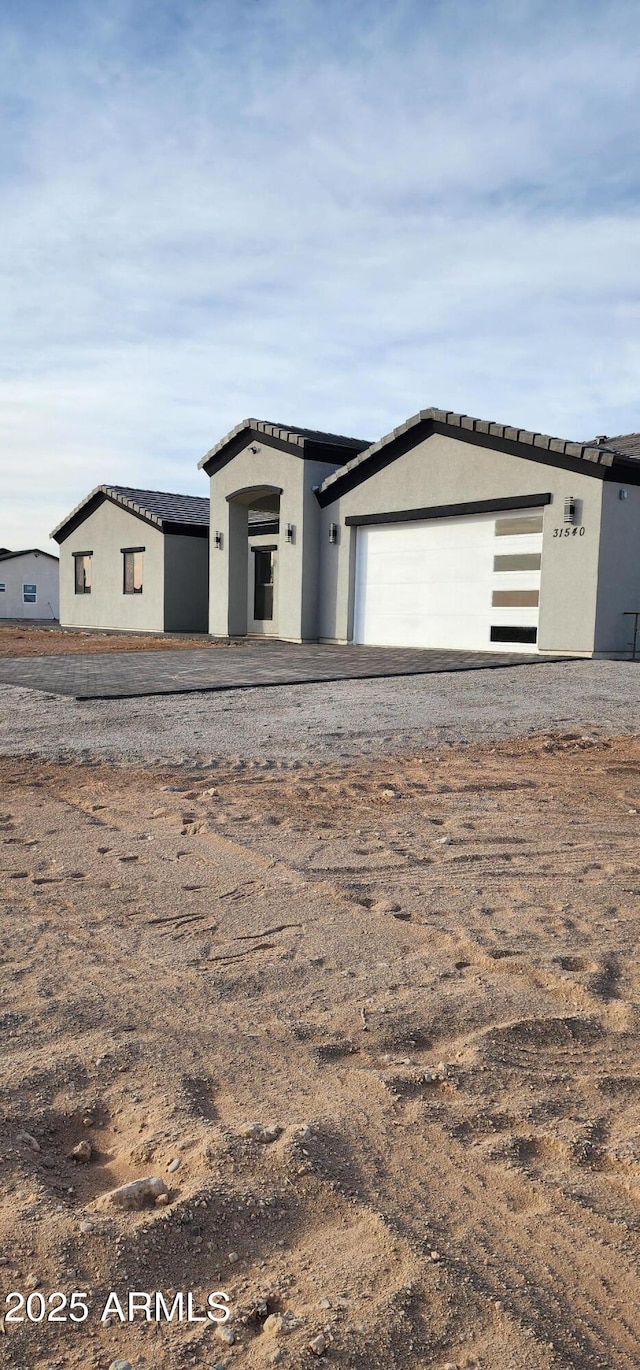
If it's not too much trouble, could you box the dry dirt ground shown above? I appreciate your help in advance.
[0,626,221,657]
[1,735,640,1370]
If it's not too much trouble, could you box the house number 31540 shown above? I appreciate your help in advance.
[553,526,586,537]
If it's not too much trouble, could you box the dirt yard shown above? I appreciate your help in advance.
[0,626,226,657]
[1,733,639,1369]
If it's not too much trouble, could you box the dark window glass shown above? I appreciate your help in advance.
[74,554,92,594]
[254,549,274,621]
[490,625,538,644]
[23,583,37,604]
[123,550,143,594]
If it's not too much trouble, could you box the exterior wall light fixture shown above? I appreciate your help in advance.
[214,531,223,549]
[563,497,577,525]
[329,523,339,544]
[619,488,628,500]
[286,523,295,543]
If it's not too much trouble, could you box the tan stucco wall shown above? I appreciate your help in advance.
[59,501,165,631]
[318,432,605,653]
[0,553,59,620]
[207,441,339,639]
[594,481,640,655]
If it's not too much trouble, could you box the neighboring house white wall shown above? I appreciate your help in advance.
[58,501,165,631]
[0,552,59,620]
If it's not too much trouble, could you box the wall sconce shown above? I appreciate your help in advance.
[329,522,338,544]
[563,497,577,525]
[286,523,295,543]
[619,488,628,500]
[214,530,223,549]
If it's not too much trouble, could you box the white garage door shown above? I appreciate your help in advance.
[353,509,543,651]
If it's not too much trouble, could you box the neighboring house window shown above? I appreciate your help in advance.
[0,584,5,592]
[74,552,92,594]
[123,548,144,594]
[23,584,37,604]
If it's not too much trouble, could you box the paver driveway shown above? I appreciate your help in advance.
[0,640,563,700]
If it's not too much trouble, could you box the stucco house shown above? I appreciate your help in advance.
[200,410,640,657]
[52,486,210,634]
[0,549,59,620]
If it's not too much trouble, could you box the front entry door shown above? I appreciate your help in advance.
[248,545,278,635]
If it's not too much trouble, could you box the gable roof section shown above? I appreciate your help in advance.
[0,548,59,563]
[199,419,370,476]
[584,431,640,462]
[316,408,640,506]
[51,486,210,543]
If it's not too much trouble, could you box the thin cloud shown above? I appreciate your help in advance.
[1,0,640,548]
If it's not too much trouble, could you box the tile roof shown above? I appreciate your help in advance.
[0,548,59,562]
[584,432,640,462]
[51,485,209,541]
[318,406,627,498]
[199,418,370,470]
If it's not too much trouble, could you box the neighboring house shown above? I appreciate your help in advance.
[0,549,59,620]
[51,486,210,634]
[200,410,640,657]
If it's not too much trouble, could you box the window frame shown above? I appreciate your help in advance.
[73,551,93,595]
[23,583,37,604]
[122,546,144,595]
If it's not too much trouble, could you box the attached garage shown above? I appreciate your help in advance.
[352,503,544,652]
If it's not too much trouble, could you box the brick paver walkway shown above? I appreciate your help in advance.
[0,640,564,700]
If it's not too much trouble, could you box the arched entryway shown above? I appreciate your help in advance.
[226,486,282,637]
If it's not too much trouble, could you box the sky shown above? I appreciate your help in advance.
[2,0,640,552]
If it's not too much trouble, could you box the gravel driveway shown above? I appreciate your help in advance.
[1,659,639,765]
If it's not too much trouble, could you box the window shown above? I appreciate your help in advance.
[74,552,92,594]
[123,549,144,594]
[495,514,544,536]
[253,548,274,621]
[23,584,37,604]
[492,590,539,607]
[490,625,538,644]
[493,553,541,572]
[0,584,5,593]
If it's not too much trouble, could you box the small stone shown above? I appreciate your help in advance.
[41,1155,56,1169]
[25,1273,39,1290]
[79,1220,94,1234]
[430,1250,441,1262]
[166,1157,181,1173]
[240,1122,282,1144]
[263,1313,284,1335]
[270,1352,284,1365]
[155,1192,170,1206]
[227,1251,240,1264]
[438,835,452,845]
[494,1299,504,1311]
[309,1332,328,1355]
[82,1115,94,1127]
[318,1298,331,1309]
[216,1324,235,1344]
[104,1176,168,1210]
[69,1140,92,1163]
[16,1130,40,1152]
[109,1361,132,1370]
